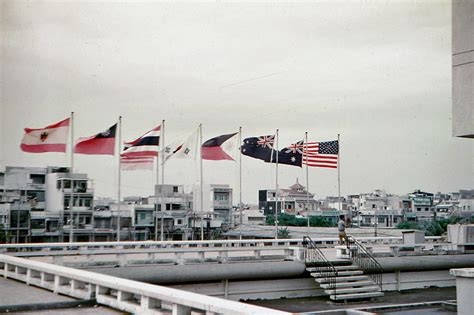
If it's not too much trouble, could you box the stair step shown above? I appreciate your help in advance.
[324,285,381,295]
[320,280,375,289]
[315,275,369,283]
[330,291,384,301]
[306,265,359,272]
[311,270,363,277]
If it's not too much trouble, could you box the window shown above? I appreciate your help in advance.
[378,217,385,223]
[215,193,228,201]
[372,204,376,209]
[364,218,371,223]
[425,208,429,211]
[30,174,45,184]
[177,219,183,225]
[417,208,421,211]
[173,186,179,193]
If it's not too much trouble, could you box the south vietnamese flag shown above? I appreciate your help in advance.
[74,124,117,155]
[20,118,70,153]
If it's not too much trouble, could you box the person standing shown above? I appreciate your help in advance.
[338,215,348,246]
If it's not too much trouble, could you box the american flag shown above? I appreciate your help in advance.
[292,140,339,169]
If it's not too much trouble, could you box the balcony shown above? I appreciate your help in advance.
[61,188,94,194]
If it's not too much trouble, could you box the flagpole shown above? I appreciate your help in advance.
[160,119,165,242]
[69,112,74,243]
[238,126,243,240]
[117,116,122,242]
[337,133,341,215]
[305,131,310,236]
[199,124,204,240]
[155,121,160,242]
[275,129,279,240]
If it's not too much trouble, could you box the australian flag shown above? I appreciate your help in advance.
[241,135,302,167]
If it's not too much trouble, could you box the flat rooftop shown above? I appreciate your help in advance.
[246,287,456,313]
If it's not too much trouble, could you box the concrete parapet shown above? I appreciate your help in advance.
[450,268,474,315]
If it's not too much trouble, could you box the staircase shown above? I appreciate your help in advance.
[306,264,384,301]
[303,236,384,302]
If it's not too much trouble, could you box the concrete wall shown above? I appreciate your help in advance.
[452,0,474,138]
[45,173,62,212]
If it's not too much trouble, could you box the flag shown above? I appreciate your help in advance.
[121,156,154,171]
[201,132,238,161]
[241,135,302,167]
[20,118,70,153]
[122,125,160,157]
[302,140,339,168]
[163,129,198,162]
[240,135,274,162]
[74,124,117,155]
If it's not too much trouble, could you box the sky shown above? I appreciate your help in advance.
[1,0,473,204]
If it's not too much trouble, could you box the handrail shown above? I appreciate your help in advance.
[303,235,338,297]
[347,235,384,290]
[0,254,290,314]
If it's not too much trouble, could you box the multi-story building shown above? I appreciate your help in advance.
[259,179,317,216]
[350,190,404,227]
[407,190,434,222]
[45,167,96,242]
[151,184,193,240]
[0,166,102,242]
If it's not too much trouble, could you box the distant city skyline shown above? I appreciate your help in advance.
[1,1,472,204]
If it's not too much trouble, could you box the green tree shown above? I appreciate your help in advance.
[396,221,421,230]
[266,214,332,227]
[277,227,290,239]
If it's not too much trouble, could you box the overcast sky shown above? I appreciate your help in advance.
[1,0,472,204]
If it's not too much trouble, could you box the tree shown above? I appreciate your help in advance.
[277,227,290,239]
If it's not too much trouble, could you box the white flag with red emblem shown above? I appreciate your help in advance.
[20,118,70,153]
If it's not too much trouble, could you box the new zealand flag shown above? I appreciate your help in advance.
[241,135,302,167]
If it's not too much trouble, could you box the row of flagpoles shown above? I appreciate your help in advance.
[20,113,340,241]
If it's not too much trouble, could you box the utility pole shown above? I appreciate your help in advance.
[374,207,378,237]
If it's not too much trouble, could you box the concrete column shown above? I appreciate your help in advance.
[26,268,31,285]
[450,268,474,315]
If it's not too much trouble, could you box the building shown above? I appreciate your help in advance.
[452,0,474,138]
[407,190,435,222]
[0,166,104,243]
[259,179,317,216]
[351,190,404,227]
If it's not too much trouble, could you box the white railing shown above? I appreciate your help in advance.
[0,236,442,253]
[14,246,304,268]
[0,254,290,315]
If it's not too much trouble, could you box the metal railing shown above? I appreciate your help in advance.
[0,254,290,315]
[347,235,384,290]
[303,236,338,296]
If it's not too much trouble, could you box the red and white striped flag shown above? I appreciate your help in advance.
[20,118,70,153]
[120,156,154,171]
[302,140,339,169]
[122,125,161,158]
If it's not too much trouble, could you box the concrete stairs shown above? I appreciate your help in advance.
[306,264,384,302]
